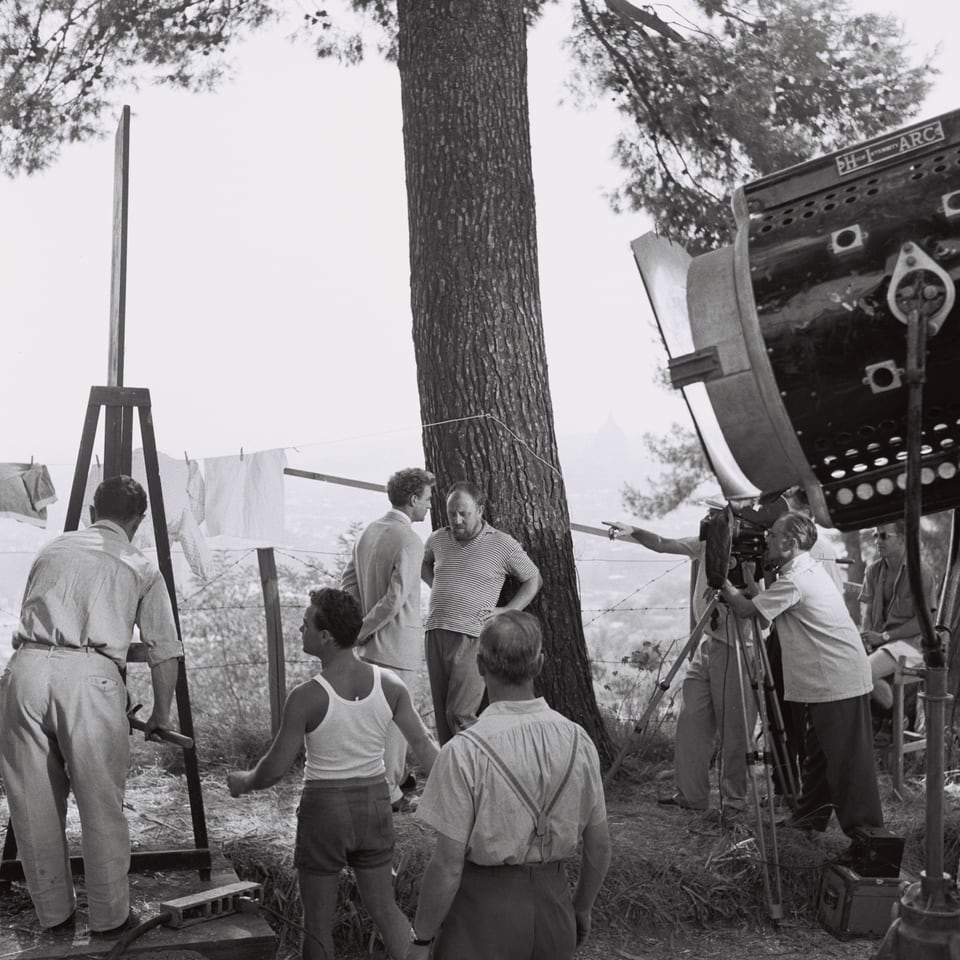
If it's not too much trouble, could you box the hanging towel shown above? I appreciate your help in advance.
[0,463,57,527]
[203,449,287,542]
[80,452,213,580]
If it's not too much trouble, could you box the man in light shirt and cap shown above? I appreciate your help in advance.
[0,475,182,936]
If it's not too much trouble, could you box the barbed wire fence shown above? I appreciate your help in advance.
[0,537,698,741]
[107,535,696,758]
[0,437,702,757]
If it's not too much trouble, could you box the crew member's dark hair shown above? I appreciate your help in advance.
[782,485,813,516]
[387,468,436,508]
[880,518,907,537]
[446,480,483,506]
[478,610,543,685]
[308,588,363,648]
[779,511,818,552]
[93,475,147,523]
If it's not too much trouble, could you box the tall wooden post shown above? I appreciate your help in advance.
[105,105,132,477]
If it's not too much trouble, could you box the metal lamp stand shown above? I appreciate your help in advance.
[876,279,960,957]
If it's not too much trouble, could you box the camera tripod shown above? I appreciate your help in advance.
[728,607,797,923]
[604,588,798,923]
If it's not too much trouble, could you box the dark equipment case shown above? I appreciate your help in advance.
[846,826,906,878]
[816,862,905,939]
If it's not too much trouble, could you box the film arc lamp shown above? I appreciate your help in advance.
[633,110,960,530]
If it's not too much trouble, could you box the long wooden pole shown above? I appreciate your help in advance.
[105,106,131,478]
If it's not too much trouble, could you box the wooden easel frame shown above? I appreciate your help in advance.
[1,386,211,881]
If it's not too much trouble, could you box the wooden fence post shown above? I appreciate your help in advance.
[257,548,286,736]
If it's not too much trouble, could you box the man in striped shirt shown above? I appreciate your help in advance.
[421,481,541,743]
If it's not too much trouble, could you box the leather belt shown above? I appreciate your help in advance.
[16,639,93,652]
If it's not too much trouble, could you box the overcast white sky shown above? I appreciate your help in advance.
[0,0,956,470]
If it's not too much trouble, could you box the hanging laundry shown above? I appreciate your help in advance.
[179,458,209,577]
[80,461,101,526]
[80,452,213,581]
[0,462,57,527]
[203,448,287,542]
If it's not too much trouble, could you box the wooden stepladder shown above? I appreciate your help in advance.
[1,386,212,881]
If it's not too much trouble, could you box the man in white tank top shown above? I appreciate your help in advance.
[227,588,439,960]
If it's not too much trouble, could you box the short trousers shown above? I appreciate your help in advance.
[293,777,394,876]
[876,640,923,669]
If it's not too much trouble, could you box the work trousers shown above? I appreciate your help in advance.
[0,645,131,930]
[424,630,486,745]
[361,658,416,803]
[435,860,576,960]
[765,628,806,798]
[675,635,757,811]
[793,693,884,835]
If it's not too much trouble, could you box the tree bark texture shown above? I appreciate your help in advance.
[396,0,613,761]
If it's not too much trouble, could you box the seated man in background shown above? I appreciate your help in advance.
[859,519,938,726]
[227,588,439,960]
[408,611,610,960]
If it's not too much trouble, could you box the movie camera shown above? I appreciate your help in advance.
[699,500,770,589]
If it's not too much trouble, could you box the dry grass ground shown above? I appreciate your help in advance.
[1,746,952,960]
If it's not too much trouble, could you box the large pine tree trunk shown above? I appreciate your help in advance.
[396,0,613,762]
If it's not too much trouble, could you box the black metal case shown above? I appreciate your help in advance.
[817,862,904,939]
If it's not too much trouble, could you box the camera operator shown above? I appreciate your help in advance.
[719,511,883,836]
[743,489,844,806]
[607,520,757,822]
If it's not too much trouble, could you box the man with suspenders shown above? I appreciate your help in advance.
[407,611,611,960]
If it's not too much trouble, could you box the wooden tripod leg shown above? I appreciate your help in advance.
[138,400,211,878]
[65,390,104,531]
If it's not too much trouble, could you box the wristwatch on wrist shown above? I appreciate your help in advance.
[410,928,435,947]
[881,630,891,643]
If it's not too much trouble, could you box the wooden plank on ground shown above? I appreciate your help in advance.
[0,851,275,960]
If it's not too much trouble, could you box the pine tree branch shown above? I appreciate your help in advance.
[605,0,685,42]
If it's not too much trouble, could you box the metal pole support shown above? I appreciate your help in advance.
[874,297,960,958]
[875,662,959,959]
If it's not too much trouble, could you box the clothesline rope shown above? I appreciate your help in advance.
[419,413,562,478]
[18,410,563,474]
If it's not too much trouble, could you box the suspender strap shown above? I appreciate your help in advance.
[459,726,581,859]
